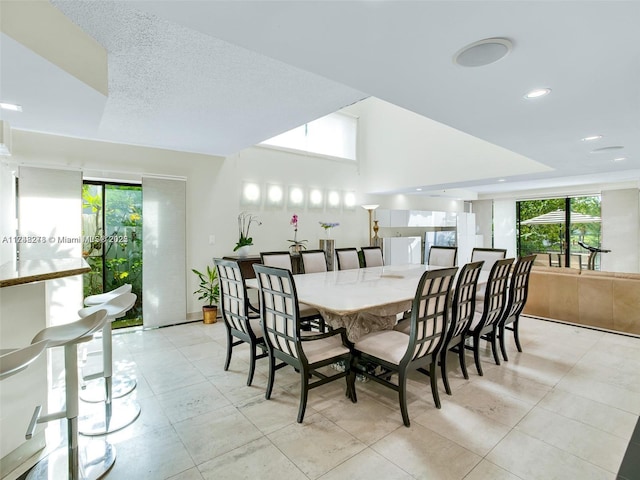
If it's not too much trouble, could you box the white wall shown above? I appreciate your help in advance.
[493,199,517,258]
[472,199,493,248]
[601,188,640,273]
[0,161,17,265]
[348,97,550,194]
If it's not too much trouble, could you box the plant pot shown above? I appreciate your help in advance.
[236,245,251,258]
[202,305,218,324]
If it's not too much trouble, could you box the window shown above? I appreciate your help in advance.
[517,196,602,270]
[261,112,357,161]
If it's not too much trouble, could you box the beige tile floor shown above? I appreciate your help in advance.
[33,317,640,479]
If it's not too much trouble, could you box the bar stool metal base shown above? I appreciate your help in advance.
[26,439,115,480]
[79,398,141,436]
[80,376,137,403]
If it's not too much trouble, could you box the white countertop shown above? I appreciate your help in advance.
[0,257,90,288]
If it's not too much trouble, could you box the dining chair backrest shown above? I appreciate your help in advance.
[404,267,458,364]
[476,258,514,330]
[215,258,254,334]
[253,264,304,362]
[300,250,328,273]
[260,251,293,271]
[471,247,507,271]
[449,261,484,339]
[428,246,458,267]
[336,248,360,270]
[361,246,384,267]
[503,255,536,321]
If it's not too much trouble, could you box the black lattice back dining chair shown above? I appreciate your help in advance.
[260,251,326,331]
[498,254,536,361]
[361,246,384,267]
[336,248,360,270]
[260,251,294,270]
[471,247,507,271]
[300,249,328,273]
[253,264,356,423]
[353,267,458,427]
[427,246,458,267]
[439,260,484,395]
[465,258,514,376]
[215,258,269,386]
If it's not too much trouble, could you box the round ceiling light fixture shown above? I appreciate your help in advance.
[524,88,551,99]
[453,38,513,67]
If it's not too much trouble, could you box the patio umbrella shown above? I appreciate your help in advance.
[520,209,601,225]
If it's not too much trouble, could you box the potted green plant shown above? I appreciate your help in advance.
[192,264,220,324]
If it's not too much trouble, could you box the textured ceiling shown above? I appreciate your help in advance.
[1,0,639,195]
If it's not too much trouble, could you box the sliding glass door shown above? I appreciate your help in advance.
[517,196,602,270]
[82,182,143,327]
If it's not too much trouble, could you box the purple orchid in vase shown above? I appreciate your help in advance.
[288,214,308,251]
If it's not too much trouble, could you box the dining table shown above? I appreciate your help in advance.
[247,263,488,342]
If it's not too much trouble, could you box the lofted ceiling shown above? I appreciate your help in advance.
[1,1,639,196]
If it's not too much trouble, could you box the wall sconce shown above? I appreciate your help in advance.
[266,184,284,207]
[288,186,305,208]
[343,191,356,210]
[308,188,324,209]
[327,190,341,209]
[241,181,261,206]
[361,204,379,246]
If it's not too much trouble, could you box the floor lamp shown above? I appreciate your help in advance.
[361,204,379,246]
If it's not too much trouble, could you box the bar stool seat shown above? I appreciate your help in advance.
[0,340,49,380]
[77,292,140,436]
[26,309,116,480]
[83,284,132,307]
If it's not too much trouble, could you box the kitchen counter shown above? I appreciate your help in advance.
[0,257,90,288]
[0,257,89,477]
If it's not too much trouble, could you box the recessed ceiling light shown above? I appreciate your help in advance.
[613,157,627,162]
[524,88,551,99]
[453,38,513,67]
[416,188,422,191]
[0,102,22,112]
[498,179,506,182]
[581,135,603,142]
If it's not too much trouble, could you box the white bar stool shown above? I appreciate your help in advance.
[83,284,132,307]
[77,292,141,436]
[25,309,116,480]
[0,340,49,380]
[79,290,138,403]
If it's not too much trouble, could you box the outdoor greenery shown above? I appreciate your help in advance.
[82,183,143,328]
[518,196,602,267]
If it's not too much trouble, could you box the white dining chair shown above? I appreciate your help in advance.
[336,248,360,270]
[361,246,384,267]
[427,246,458,266]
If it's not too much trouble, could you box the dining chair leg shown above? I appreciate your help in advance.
[430,362,441,409]
[499,324,509,362]
[490,329,501,365]
[458,344,469,380]
[473,335,484,376]
[398,372,410,427]
[513,317,523,352]
[265,355,276,400]
[440,350,452,396]
[247,345,257,386]
[224,330,233,371]
[297,371,310,423]
[347,369,357,402]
